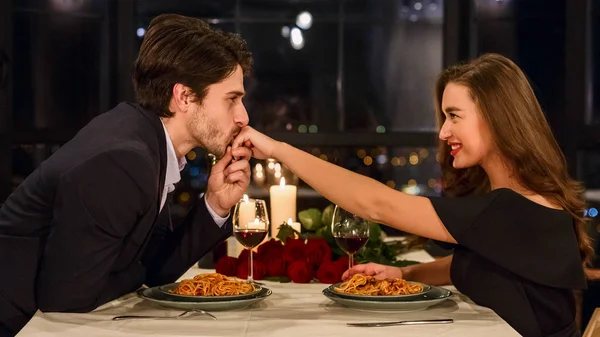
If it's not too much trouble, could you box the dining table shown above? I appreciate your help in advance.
[16,249,519,336]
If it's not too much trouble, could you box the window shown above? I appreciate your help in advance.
[135,0,445,206]
[12,1,105,134]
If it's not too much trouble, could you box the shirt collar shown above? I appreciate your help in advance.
[161,122,187,187]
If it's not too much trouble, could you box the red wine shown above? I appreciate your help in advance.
[334,236,368,254]
[234,229,268,248]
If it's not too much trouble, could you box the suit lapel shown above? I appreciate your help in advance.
[128,103,170,265]
[133,103,168,216]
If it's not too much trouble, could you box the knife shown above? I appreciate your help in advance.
[347,318,453,327]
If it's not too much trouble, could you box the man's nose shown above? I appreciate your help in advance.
[235,104,249,127]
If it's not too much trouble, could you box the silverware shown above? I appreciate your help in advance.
[112,309,217,321]
[347,318,453,327]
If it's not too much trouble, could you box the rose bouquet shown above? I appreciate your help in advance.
[215,204,421,284]
[216,237,349,283]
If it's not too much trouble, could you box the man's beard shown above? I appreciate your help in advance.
[190,116,241,159]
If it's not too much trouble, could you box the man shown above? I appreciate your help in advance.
[0,14,252,336]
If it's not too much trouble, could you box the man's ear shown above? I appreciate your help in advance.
[171,83,192,113]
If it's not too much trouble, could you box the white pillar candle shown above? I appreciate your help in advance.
[237,194,256,230]
[248,218,267,230]
[269,177,297,238]
[227,237,242,258]
[287,218,302,234]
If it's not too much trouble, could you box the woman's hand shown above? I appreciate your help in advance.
[341,262,405,281]
[231,126,281,160]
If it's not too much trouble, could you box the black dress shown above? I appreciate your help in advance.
[427,188,586,337]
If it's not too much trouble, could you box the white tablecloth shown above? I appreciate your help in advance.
[17,250,519,336]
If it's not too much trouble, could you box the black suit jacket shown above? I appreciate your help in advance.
[0,102,232,334]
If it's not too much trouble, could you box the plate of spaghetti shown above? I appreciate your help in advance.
[322,285,452,312]
[328,274,431,301]
[157,273,263,302]
[138,285,272,311]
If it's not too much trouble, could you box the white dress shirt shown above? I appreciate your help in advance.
[161,123,229,227]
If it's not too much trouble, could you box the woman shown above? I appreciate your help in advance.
[231,53,590,337]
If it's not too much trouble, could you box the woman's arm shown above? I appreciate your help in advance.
[231,129,455,243]
[343,255,453,286]
[402,255,453,286]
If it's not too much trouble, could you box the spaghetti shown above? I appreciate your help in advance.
[334,274,424,296]
[170,273,257,296]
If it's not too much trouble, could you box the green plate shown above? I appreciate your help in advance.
[327,281,431,302]
[138,286,272,311]
[157,283,263,302]
[322,286,452,312]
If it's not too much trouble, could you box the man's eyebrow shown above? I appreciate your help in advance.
[227,91,245,98]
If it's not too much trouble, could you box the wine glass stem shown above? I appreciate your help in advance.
[349,253,354,270]
[248,249,254,283]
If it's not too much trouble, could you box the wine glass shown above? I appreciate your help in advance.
[232,196,269,283]
[331,205,370,271]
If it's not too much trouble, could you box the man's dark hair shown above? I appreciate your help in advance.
[132,14,253,117]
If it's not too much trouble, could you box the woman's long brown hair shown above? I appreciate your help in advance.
[435,53,593,267]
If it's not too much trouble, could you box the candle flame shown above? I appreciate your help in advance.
[254,218,259,224]
[287,218,293,225]
[280,177,286,187]
[243,194,249,202]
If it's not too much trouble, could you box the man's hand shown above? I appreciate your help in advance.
[205,146,252,217]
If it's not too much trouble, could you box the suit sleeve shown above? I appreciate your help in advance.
[36,150,157,312]
[142,197,232,287]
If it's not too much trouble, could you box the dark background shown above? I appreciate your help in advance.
[1,0,600,329]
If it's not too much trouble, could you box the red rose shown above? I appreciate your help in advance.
[316,261,345,284]
[236,259,267,280]
[257,239,284,261]
[215,256,238,277]
[305,238,332,267]
[265,255,287,277]
[287,260,314,283]
[238,248,250,262]
[282,238,306,265]
[238,249,262,264]
[335,256,350,272]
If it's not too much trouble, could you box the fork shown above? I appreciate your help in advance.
[112,309,217,321]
